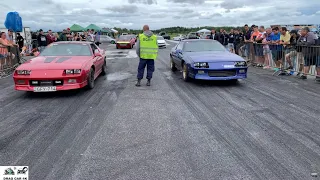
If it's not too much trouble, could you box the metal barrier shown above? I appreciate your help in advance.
[0,46,21,78]
[240,42,319,76]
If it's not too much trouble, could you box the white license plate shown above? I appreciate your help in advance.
[224,65,235,68]
[120,44,128,46]
[33,86,57,92]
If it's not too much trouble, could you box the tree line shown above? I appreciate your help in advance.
[112,26,244,34]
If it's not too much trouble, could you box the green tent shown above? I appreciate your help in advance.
[85,24,101,31]
[69,24,85,32]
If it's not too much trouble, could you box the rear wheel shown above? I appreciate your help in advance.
[170,57,177,71]
[116,45,118,49]
[230,79,238,84]
[182,63,190,82]
[101,59,107,76]
[131,44,134,49]
[87,68,95,89]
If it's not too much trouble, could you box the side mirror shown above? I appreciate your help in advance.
[94,49,102,57]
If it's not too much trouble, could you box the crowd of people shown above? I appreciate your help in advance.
[208,24,320,82]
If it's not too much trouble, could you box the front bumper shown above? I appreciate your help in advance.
[13,76,88,91]
[158,43,166,48]
[188,67,248,80]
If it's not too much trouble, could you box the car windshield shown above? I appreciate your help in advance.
[183,41,226,52]
[119,35,131,41]
[157,36,164,40]
[40,43,92,56]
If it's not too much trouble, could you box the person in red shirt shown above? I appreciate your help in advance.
[46,30,56,45]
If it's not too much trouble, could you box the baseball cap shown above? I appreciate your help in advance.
[67,28,70,30]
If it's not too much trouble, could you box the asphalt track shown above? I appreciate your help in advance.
[0,41,320,180]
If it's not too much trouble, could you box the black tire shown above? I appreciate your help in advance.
[116,45,118,49]
[182,63,191,82]
[170,57,177,71]
[131,44,134,49]
[101,59,107,76]
[87,68,95,89]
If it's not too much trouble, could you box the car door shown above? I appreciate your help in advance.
[172,42,184,69]
[90,44,103,73]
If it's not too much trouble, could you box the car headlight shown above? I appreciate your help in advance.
[16,70,31,75]
[194,62,209,68]
[235,61,247,67]
[65,69,81,74]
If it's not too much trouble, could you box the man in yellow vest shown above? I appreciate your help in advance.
[135,25,159,86]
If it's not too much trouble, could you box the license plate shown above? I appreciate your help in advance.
[120,44,127,46]
[224,65,235,68]
[33,86,57,92]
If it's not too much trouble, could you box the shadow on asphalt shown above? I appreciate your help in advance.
[24,88,85,98]
[191,79,243,87]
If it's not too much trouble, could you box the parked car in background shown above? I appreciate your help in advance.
[116,35,135,49]
[157,36,166,48]
[159,32,170,40]
[186,32,199,39]
[173,34,186,41]
[100,35,116,44]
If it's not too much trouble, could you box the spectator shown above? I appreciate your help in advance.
[209,29,219,41]
[73,33,81,41]
[270,27,282,70]
[297,27,320,81]
[59,29,68,41]
[234,29,244,55]
[66,28,73,41]
[81,32,86,41]
[279,27,292,68]
[251,25,264,67]
[37,29,47,52]
[16,33,24,51]
[228,29,235,53]
[262,28,273,69]
[243,24,252,59]
[46,30,56,45]
[219,29,229,49]
[285,30,303,75]
[0,32,14,70]
[6,29,14,44]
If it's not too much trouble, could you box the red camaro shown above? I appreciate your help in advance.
[116,35,135,49]
[13,41,107,92]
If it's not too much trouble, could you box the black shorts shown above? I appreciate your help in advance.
[304,56,320,67]
[271,50,283,61]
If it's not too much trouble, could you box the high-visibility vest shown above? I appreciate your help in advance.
[139,33,158,60]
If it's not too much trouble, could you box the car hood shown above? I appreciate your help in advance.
[157,40,166,43]
[17,56,91,70]
[184,51,245,63]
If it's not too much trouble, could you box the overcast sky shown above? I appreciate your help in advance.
[1,0,320,31]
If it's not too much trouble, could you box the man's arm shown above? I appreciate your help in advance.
[136,38,140,58]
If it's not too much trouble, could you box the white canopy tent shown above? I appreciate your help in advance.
[111,28,118,33]
[197,29,211,33]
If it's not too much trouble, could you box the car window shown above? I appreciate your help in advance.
[177,42,183,50]
[40,43,92,56]
[183,40,226,52]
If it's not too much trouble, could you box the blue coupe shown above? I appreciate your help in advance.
[170,39,248,82]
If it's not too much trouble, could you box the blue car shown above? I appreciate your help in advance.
[170,39,248,82]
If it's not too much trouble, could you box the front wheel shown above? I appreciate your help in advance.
[87,68,95,89]
[182,63,190,82]
[101,60,107,76]
[170,57,177,71]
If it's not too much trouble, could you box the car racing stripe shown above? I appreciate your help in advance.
[44,57,57,63]
[55,57,72,63]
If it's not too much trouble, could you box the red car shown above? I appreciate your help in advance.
[116,35,135,49]
[13,41,107,92]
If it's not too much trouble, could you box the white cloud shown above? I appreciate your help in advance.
[0,0,320,31]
